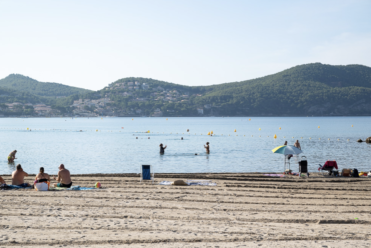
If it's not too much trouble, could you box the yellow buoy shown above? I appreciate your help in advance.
[207,132,210,135]
[249,119,251,121]
[351,125,353,127]
[96,129,98,132]
[27,128,29,130]
[259,128,261,131]
[166,118,168,120]
[318,126,320,128]
[211,131,213,134]
[279,127,281,130]
[132,119,133,120]
[274,134,277,139]
[234,129,236,132]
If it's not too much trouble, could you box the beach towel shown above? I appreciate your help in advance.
[0,184,32,190]
[159,181,173,185]
[263,174,286,177]
[186,180,217,186]
[50,186,97,191]
[159,180,217,186]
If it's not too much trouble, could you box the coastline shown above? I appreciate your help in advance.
[1,173,370,247]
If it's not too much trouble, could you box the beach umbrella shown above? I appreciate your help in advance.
[272,145,303,172]
[272,145,302,155]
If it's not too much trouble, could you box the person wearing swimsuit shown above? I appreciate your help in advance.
[204,142,210,154]
[159,143,167,155]
[35,167,50,183]
[8,150,17,163]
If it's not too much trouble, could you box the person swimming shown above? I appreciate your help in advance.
[204,142,210,154]
[159,143,167,155]
[8,150,17,163]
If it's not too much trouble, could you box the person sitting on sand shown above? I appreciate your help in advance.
[204,142,210,154]
[8,150,17,163]
[53,164,72,188]
[35,167,50,183]
[159,143,167,155]
[0,175,5,185]
[294,140,301,150]
[12,164,31,187]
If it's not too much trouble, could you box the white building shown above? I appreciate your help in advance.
[197,108,204,114]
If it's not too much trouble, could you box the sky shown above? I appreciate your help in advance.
[0,0,370,90]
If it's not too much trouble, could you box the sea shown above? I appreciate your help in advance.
[1,117,370,175]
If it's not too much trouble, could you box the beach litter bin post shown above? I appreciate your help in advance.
[140,165,154,184]
[299,156,309,176]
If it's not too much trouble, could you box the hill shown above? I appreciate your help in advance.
[0,74,92,97]
[1,63,371,117]
[78,63,371,117]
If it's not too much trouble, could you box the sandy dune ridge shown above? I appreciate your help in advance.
[1,173,371,247]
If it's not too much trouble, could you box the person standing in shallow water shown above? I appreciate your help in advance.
[204,142,210,154]
[8,150,17,163]
[159,143,167,155]
[294,140,301,150]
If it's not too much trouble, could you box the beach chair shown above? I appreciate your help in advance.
[318,160,338,176]
[140,165,154,184]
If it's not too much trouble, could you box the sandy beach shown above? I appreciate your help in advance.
[1,173,371,247]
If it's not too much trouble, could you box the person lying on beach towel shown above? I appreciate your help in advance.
[12,164,31,187]
[53,164,73,188]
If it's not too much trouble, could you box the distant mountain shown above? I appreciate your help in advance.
[1,63,371,117]
[87,63,371,116]
[0,74,92,97]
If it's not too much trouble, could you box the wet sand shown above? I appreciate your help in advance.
[1,173,371,247]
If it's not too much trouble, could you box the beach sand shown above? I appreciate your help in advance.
[1,173,371,247]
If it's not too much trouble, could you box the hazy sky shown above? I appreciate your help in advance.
[0,0,370,90]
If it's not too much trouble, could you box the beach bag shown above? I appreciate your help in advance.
[172,180,188,186]
[35,182,49,191]
[351,168,359,177]
[342,169,351,177]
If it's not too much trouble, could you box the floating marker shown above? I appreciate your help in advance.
[27,128,29,130]
[96,129,98,132]
[351,125,353,127]
[318,126,320,128]
[132,119,133,120]
[274,134,277,139]
[207,132,210,135]
[279,127,281,130]
[249,119,251,121]
[234,129,236,132]
[259,128,261,131]
[211,131,213,134]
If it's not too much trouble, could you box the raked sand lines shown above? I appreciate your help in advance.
[1,173,371,247]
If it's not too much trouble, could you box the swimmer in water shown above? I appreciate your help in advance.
[181,137,183,140]
[204,142,210,154]
[159,143,167,155]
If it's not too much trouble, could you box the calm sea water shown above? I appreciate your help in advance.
[1,117,371,175]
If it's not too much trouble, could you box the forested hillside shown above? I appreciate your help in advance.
[1,63,371,117]
[0,74,91,97]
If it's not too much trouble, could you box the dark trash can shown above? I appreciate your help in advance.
[299,156,308,174]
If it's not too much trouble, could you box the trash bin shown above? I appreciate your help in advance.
[299,156,308,174]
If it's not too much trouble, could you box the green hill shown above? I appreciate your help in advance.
[92,63,371,116]
[2,63,371,117]
[0,74,92,97]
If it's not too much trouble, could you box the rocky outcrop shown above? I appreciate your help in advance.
[366,137,371,143]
